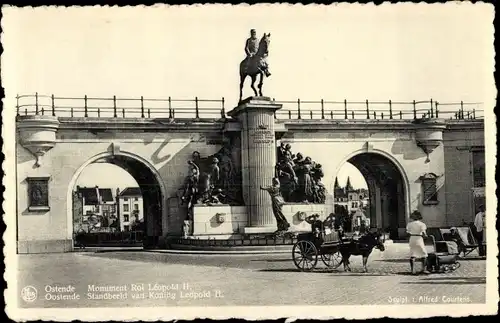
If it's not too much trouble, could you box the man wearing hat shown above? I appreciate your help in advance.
[406,210,429,274]
[245,29,259,58]
[244,29,271,77]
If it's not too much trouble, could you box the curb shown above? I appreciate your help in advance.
[147,249,291,255]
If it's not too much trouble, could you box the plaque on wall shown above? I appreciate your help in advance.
[250,129,274,144]
[27,177,51,212]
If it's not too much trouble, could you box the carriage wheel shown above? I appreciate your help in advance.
[321,251,343,269]
[292,240,318,271]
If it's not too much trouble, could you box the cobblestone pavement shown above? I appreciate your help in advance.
[15,243,486,308]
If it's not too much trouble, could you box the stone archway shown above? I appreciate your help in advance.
[335,150,409,240]
[67,151,166,249]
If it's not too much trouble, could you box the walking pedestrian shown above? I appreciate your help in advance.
[474,205,486,256]
[406,210,429,275]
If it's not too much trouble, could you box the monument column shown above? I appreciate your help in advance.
[228,97,282,233]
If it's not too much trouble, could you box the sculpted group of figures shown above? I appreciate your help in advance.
[181,144,241,220]
[275,142,327,204]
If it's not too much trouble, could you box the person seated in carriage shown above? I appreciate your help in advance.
[305,213,324,239]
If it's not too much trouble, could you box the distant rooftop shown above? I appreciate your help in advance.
[76,186,114,204]
[119,187,142,197]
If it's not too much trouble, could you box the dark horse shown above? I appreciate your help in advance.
[239,33,271,102]
[338,231,386,272]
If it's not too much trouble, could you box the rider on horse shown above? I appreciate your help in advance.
[244,29,271,77]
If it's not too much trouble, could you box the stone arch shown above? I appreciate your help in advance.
[66,150,167,248]
[333,148,410,238]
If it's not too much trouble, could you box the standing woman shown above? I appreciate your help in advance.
[406,210,429,274]
[260,178,291,234]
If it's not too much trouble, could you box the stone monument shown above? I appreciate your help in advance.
[228,96,282,234]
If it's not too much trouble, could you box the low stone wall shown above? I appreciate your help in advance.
[192,205,247,235]
[192,203,327,237]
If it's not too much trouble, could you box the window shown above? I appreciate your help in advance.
[123,214,129,222]
[472,149,485,188]
[124,225,129,232]
[123,204,129,212]
[124,197,129,202]
[420,173,439,205]
[134,197,138,201]
[27,177,50,211]
[134,204,139,211]
[95,205,100,213]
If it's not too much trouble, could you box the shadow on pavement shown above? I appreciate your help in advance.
[418,276,485,281]
[327,273,389,276]
[401,277,486,285]
[250,259,290,263]
[258,268,331,273]
[375,259,409,263]
[258,268,392,276]
[458,257,487,261]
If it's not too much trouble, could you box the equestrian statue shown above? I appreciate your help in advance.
[239,29,271,102]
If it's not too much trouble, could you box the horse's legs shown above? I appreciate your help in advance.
[362,255,368,272]
[343,255,351,272]
[239,73,246,102]
[258,72,264,96]
[250,74,258,96]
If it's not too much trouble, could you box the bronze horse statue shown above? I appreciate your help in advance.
[239,33,271,102]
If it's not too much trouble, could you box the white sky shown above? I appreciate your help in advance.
[3,4,494,192]
[75,163,139,192]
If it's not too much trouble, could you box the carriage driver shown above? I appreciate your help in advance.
[245,29,271,77]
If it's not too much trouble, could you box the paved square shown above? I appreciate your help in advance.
[16,243,486,308]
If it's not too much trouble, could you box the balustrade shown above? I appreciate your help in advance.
[15,93,484,121]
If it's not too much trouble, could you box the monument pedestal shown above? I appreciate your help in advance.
[228,97,283,234]
[244,226,276,234]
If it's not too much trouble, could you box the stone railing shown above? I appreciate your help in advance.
[16,93,484,121]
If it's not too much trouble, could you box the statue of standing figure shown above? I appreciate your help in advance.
[260,177,291,234]
[180,160,199,220]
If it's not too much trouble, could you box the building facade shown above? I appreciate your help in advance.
[333,177,370,215]
[73,186,117,232]
[15,96,486,253]
[117,187,144,232]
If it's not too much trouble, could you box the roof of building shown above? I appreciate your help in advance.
[119,187,142,197]
[76,187,114,205]
[99,189,114,202]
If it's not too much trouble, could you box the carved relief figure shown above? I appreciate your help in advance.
[181,160,200,220]
[275,143,327,204]
[181,146,242,208]
[216,145,235,194]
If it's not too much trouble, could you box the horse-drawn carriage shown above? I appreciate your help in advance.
[291,216,386,272]
[292,229,344,271]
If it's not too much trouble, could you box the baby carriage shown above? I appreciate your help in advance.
[424,235,461,273]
